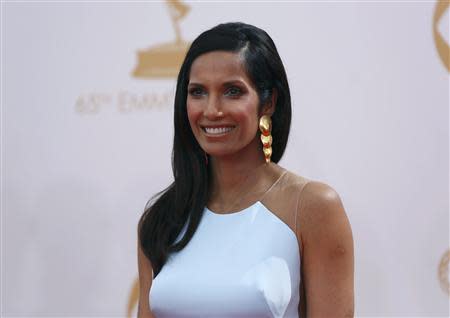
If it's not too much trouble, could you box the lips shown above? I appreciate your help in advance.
[201,125,236,135]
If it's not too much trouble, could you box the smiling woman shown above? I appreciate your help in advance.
[187,51,265,158]
[137,22,354,318]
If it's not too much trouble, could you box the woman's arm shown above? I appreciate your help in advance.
[137,235,156,318]
[299,181,354,317]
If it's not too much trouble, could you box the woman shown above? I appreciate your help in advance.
[138,22,354,317]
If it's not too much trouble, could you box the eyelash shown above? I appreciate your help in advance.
[188,88,205,97]
[225,87,242,97]
[188,86,243,98]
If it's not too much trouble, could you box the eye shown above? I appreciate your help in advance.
[188,87,205,97]
[224,86,242,97]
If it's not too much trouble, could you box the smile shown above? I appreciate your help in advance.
[202,126,236,135]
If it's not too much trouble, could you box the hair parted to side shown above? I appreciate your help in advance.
[138,22,292,278]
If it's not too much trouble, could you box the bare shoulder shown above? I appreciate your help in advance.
[276,168,311,190]
[294,178,354,275]
[267,166,351,240]
[298,179,350,237]
[275,168,345,218]
[301,180,345,216]
[292,178,354,316]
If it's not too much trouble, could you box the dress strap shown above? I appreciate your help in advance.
[259,169,288,202]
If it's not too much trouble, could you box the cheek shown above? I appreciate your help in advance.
[186,101,202,130]
[231,101,259,132]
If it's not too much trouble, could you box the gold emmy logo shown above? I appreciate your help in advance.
[438,249,450,295]
[433,0,449,72]
[132,0,191,78]
[126,277,140,318]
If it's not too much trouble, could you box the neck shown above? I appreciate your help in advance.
[208,140,271,205]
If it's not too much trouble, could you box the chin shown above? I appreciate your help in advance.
[204,149,234,157]
[202,145,240,158]
[200,138,258,159]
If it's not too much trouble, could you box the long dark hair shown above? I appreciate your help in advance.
[138,22,292,278]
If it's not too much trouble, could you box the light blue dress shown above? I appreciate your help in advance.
[149,171,309,317]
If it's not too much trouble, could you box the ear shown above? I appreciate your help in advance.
[261,88,278,116]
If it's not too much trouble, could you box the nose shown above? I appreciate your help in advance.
[203,95,223,120]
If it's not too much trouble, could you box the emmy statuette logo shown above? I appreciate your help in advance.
[75,1,190,115]
[438,249,450,296]
[132,0,191,78]
[433,0,449,72]
[127,277,140,318]
[433,0,450,300]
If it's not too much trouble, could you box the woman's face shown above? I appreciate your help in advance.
[187,51,264,159]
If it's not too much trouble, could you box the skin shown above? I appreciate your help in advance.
[298,181,354,317]
[138,51,354,317]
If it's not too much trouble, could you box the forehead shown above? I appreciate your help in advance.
[189,51,252,85]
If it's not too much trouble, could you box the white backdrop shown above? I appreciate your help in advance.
[1,1,449,317]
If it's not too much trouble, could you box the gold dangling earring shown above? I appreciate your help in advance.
[259,115,272,163]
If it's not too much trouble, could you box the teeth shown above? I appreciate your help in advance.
[204,126,234,135]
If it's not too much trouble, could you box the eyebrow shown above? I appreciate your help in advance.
[188,79,247,88]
